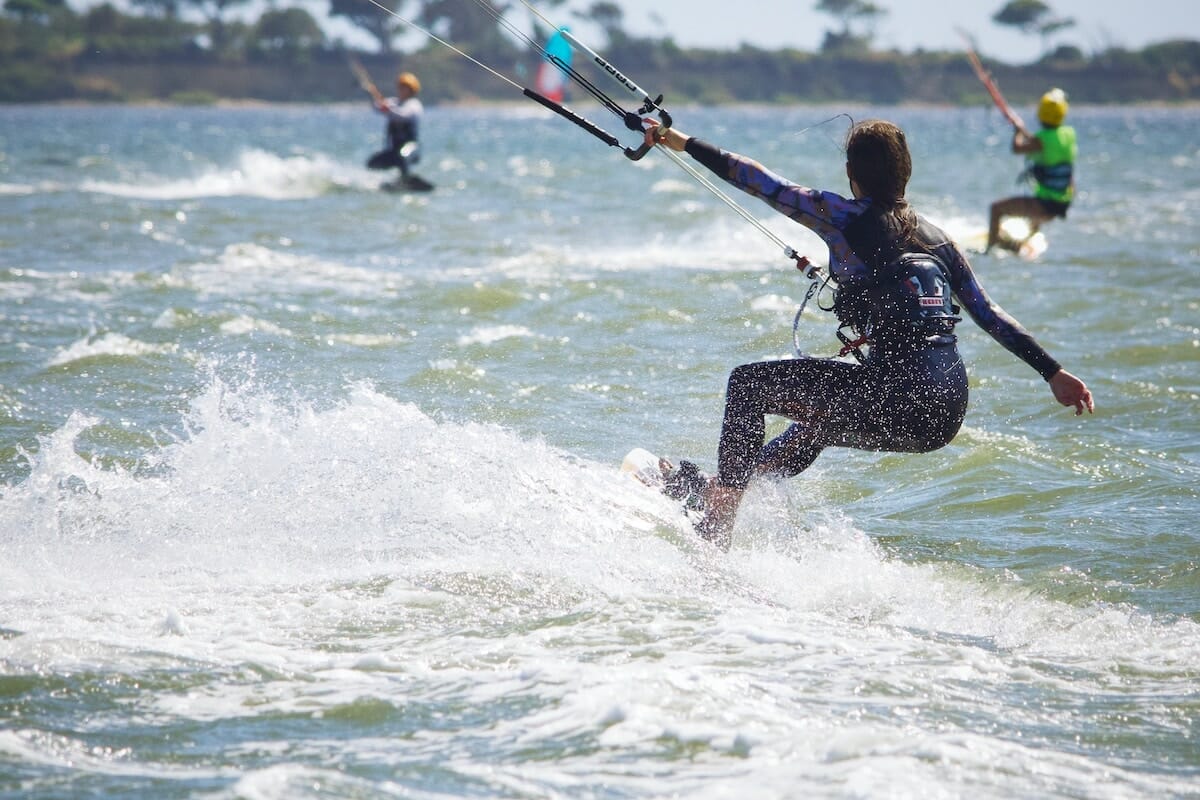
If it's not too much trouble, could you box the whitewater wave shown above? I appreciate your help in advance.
[80,148,374,200]
[1,379,1194,669]
[47,332,178,367]
[0,380,1195,799]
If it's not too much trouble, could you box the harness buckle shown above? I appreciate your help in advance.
[836,328,870,363]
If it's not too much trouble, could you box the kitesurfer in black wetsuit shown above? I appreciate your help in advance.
[644,118,1094,549]
[364,71,425,188]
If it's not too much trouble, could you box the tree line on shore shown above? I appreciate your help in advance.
[2,0,1198,105]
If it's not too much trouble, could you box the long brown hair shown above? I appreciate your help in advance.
[845,119,919,244]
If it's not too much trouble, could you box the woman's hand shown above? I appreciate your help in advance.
[643,119,687,152]
[1048,369,1094,415]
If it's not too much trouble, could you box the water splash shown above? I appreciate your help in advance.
[80,149,371,200]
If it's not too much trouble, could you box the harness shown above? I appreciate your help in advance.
[834,252,959,334]
[832,209,961,361]
[1029,161,1073,194]
[387,116,417,152]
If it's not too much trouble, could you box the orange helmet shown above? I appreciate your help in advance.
[396,72,421,94]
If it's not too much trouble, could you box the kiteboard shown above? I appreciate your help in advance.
[960,217,1048,261]
[621,447,708,517]
[621,447,666,489]
[1011,229,1048,261]
[382,174,434,193]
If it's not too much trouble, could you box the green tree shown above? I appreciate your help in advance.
[253,7,324,57]
[83,2,120,33]
[993,0,1074,53]
[3,0,67,24]
[1,0,80,68]
[993,0,1049,33]
[181,0,251,54]
[418,0,516,59]
[814,0,885,53]
[329,0,407,54]
[81,2,198,58]
[1036,15,1075,51]
[579,1,625,47]
[129,0,181,20]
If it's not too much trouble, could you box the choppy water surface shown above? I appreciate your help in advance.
[1,102,1197,798]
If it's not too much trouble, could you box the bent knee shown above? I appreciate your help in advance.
[725,363,765,400]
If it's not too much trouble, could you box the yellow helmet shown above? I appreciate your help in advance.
[397,72,421,94]
[1038,88,1068,126]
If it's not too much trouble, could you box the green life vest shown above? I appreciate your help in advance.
[1030,125,1076,204]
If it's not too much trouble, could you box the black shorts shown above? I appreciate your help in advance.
[1038,198,1070,219]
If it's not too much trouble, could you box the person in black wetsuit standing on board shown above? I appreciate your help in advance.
[361,70,431,191]
[642,118,1094,549]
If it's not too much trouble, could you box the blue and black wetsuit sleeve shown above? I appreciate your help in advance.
[936,241,1062,380]
[682,137,870,282]
[684,137,726,176]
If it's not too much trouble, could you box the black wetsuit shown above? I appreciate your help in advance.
[367,96,422,177]
[683,138,1062,490]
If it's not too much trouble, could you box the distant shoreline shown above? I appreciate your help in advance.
[7,41,1198,107]
[6,98,1197,110]
[4,0,1196,106]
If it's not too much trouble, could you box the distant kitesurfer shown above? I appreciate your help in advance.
[363,70,429,191]
[644,118,1094,549]
[987,88,1076,253]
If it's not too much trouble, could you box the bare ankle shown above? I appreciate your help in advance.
[696,481,744,550]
